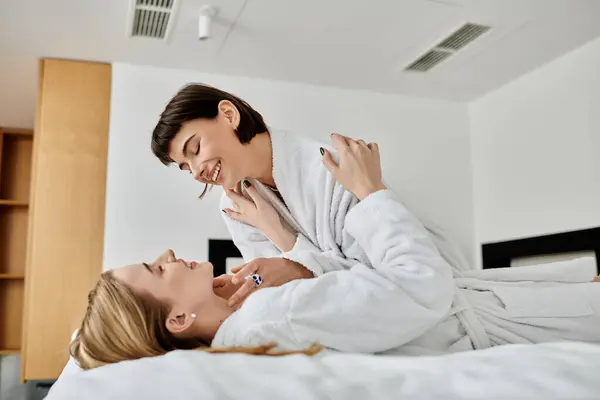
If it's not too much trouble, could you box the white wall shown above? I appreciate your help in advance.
[470,36,600,263]
[104,63,474,269]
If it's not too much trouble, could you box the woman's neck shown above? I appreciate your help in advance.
[245,132,275,187]
[194,296,234,343]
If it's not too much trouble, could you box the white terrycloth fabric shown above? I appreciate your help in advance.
[215,189,455,352]
[220,129,472,277]
[214,188,600,354]
[47,342,600,400]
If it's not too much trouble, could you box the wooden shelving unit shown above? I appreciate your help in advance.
[0,127,33,356]
[0,200,28,206]
[0,274,26,279]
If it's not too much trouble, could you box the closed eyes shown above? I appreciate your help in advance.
[142,262,164,275]
[185,143,200,174]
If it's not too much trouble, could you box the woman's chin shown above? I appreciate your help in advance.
[200,263,215,282]
[205,262,214,275]
[193,261,212,273]
[223,179,238,191]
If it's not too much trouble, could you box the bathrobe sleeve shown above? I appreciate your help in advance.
[282,235,356,276]
[227,190,454,353]
[220,192,354,276]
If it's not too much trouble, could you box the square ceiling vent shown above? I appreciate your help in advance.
[405,23,491,72]
[128,0,179,40]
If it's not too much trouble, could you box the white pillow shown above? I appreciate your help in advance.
[511,250,596,268]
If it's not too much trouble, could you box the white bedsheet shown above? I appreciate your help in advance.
[47,342,600,400]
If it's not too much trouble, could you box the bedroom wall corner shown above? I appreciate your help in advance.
[469,35,600,266]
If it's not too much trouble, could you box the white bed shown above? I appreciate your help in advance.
[47,342,600,399]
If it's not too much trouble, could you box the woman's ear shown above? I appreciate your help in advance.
[218,100,240,130]
[165,309,196,335]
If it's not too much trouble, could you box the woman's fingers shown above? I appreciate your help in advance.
[222,208,245,223]
[242,182,267,207]
[230,264,243,274]
[321,148,339,174]
[227,279,256,308]
[213,274,232,287]
[231,260,260,285]
[233,180,243,195]
[229,259,261,307]
[330,133,350,152]
[337,133,362,148]
[225,188,253,209]
[225,188,245,203]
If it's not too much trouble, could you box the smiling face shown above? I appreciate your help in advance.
[111,249,215,335]
[167,101,249,190]
[151,84,273,194]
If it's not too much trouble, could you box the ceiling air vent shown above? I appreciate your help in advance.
[129,0,178,40]
[405,23,490,72]
[405,50,452,72]
[437,23,490,50]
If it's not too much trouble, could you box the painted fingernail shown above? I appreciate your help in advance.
[243,180,251,189]
[320,147,324,155]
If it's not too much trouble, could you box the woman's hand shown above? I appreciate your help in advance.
[321,133,387,200]
[213,274,245,300]
[223,181,297,251]
[226,258,314,309]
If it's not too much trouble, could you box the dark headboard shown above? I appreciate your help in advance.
[210,229,600,276]
[208,239,242,276]
[482,227,600,273]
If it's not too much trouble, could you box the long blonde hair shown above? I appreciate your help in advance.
[70,272,321,370]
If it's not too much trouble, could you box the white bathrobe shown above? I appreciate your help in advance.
[218,130,600,353]
[221,129,471,277]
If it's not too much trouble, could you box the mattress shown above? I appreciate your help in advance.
[47,342,600,399]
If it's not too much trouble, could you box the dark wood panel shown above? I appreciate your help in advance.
[208,239,242,276]
[482,227,600,273]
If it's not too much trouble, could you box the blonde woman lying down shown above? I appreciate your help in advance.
[71,135,600,369]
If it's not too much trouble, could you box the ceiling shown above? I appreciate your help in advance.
[1,0,600,127]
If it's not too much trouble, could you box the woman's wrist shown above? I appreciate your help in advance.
[355,183,387,201]
[266,226,297,252]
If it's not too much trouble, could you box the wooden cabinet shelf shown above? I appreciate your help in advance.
[0,128,32,358]
[0,279,24,352]
[0,349,20,355]
[0,128,33,137]
[0,200,28,206]
[0,274,25,279]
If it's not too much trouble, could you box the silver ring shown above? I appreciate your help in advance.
[246,273,263,287]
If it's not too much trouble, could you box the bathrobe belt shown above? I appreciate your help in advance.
[248,179,492,348]
[452,288,492,350]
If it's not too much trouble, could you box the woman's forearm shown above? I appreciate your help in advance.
[267,227,297,253]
